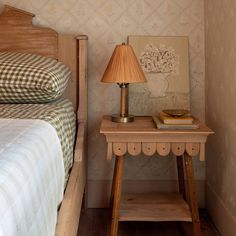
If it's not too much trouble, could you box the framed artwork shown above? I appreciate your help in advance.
[128,36,190,115]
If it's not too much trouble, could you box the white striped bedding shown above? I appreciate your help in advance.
[0,119,65,236]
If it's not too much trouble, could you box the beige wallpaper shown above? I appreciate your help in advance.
[0,0,205,201]
[205,0,236,223]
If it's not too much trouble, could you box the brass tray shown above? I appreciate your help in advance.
[163,109,189,117]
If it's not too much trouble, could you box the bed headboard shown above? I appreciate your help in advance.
[0,5,88,122]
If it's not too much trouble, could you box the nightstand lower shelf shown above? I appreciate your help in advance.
[119,192,192,222]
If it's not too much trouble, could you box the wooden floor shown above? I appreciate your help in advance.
[78,209,220,236]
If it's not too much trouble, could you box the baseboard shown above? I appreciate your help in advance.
[206,183,236,236]
[88,179,205,208]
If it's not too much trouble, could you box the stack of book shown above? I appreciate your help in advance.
[152,111,199,130]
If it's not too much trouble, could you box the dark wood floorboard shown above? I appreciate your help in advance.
[78,209,220,236]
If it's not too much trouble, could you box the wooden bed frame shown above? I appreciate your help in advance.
[0,5,88,236]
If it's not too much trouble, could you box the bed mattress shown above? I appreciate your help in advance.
[0,98,76,183]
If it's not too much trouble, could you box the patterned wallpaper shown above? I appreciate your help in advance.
[205,0,236,218]
[0,0,205,181]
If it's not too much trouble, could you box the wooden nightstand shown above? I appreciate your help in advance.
[100,116,213,236]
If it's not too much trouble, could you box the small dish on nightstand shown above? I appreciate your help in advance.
[163,109,189,117]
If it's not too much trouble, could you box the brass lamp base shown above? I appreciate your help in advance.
[111,114,134,123]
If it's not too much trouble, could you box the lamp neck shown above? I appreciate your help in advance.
[118,83,129,88]
[118,83,129,117]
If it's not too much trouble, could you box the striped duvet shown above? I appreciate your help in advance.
[0,119,64,236]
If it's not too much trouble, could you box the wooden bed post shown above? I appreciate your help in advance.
[56,35,88,236]
[77,35,88,123]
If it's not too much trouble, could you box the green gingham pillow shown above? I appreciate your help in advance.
[0,52,71,103]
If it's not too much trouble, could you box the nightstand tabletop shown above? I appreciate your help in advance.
[100,116,213,161]
[100,115,213,134]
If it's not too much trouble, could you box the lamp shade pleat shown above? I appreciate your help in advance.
[101,44,147,84]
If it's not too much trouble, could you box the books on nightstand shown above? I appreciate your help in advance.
[153,111,199,130]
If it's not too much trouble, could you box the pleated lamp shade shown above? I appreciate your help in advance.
[101,43,147,84]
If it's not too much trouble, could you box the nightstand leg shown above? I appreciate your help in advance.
[176,155,186,200]
[110,158,118,209]
[184,153,201,236]
[110,155,124,236]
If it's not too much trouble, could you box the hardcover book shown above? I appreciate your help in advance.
[152,116,199,130]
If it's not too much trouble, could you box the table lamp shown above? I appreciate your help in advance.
[101,43,147,123]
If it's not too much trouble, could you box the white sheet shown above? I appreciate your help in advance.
[0,119,65,236]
